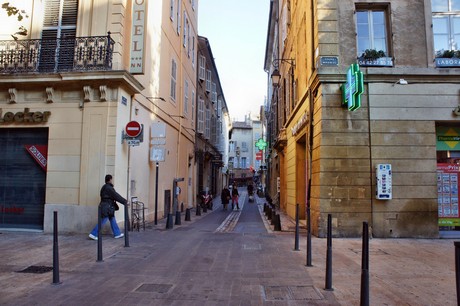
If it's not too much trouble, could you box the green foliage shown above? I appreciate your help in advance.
[360,49,386,60]
[1,2,29,40]
[436,50,460,58]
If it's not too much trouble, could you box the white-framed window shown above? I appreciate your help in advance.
[241,141,248,152]
[241,157,247,169]
[211,115,217,143]
[170,0,175,21]
[199,55,206,80]
[205,107,211,139]
[197,97,204,133]
[170,59,177,101]
[192,35,196,67]
[176,0,181,35]
[211,82,217,103]
[206,69,212,92]
[191,90,195,123]
[356,7,389,57]
[184,79,189,115]
[432,0,460,55]
[229,141,235,152]
[183,11,188,48]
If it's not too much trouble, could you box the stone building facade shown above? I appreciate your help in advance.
[265,0,460,238]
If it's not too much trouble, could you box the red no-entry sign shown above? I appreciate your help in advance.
[125,121,142,138]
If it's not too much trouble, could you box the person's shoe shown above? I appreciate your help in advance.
[89,233,98,241]
[114,233,124,239]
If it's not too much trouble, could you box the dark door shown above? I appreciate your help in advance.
[0,128,48,230]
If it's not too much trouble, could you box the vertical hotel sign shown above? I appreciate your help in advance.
[130,0,147,74]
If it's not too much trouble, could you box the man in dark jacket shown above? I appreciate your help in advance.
[89,174,127,240]
[221,186,231,210]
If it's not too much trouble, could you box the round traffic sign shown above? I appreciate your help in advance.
[125,121,142,137]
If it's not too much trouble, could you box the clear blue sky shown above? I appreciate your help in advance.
[198,0,270,122]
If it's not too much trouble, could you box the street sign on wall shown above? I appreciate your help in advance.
[125,121,142,138]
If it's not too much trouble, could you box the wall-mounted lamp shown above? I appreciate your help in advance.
[393,79,408,86]
[271,58,296,87]
[453,106,460,116]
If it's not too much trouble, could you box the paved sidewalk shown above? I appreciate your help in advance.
[0,193,458,305]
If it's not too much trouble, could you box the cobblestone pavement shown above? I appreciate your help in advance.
[0,190,457,305]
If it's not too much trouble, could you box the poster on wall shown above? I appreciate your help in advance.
[437,163,460,226]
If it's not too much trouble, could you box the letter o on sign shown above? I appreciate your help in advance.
[125,121,142,137]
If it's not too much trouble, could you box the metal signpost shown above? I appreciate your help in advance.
[150,122,167,225]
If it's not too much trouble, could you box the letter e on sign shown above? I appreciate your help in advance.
[125,121,142,137]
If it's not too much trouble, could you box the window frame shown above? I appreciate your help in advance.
[170,58,177,101]
[355,4,393,67]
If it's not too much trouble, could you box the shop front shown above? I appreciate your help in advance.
[436,125,460,237]
[0,128,48,230]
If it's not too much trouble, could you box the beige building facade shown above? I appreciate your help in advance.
[0,0,199,233]
[265,0,460,238]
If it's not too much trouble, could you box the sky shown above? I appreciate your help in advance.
[198,0,270,122]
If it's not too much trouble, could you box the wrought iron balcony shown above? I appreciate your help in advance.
[0,33,114,74]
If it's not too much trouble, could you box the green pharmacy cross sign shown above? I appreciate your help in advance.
[341,63,364,111]
[255,138,267,151]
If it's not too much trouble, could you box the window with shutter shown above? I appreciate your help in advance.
[205,107,211,139]
[40,0,78,72]
[170,59,177,100]
[197,97,204,134]
[206,70,211,92]
[199,55,206,80]
[184,79,189,115]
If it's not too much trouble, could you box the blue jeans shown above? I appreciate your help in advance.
[90,217,121,237]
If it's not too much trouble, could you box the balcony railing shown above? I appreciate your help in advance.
[0,33,114,74]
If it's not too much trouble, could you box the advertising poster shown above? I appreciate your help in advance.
[437,163,460,226]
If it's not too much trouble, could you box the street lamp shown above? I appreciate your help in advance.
[271,58,296,87]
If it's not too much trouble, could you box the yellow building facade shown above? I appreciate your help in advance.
[0,0,199,233]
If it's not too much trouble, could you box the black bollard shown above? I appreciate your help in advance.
[185,208,191,221]
[181,202,184,212]
[271,210,276,225]
[455,241,460,306]
[274,214,281,231]
[267,207,272,220]
[306,202,312,267]
[264,203,267,213]
[97,204,103,262]
[166,213,174,229]
[203,203,207,213]
[52,211,60,284]
[360,222,369,306]
[294,203,300,251]
[175,210,181,225]
[325,214,333,291]
[196,204,201,216]
[124,201,129,247]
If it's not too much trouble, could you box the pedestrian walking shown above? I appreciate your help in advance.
[231,186,240,210]
[221,186,231,210]
[89,174,127,240]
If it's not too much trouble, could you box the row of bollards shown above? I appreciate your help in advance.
[263,202,282,231]
[301,207,369,305]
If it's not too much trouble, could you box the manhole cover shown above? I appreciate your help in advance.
[135,283,173,293]
[263,285,324,301]
[17,266,53,274]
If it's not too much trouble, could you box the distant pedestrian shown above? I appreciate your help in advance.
[231,186,239,210]
[89,174,127,240]
[221,186,231,210]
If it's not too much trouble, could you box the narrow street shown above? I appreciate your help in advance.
[0,189,456,305]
